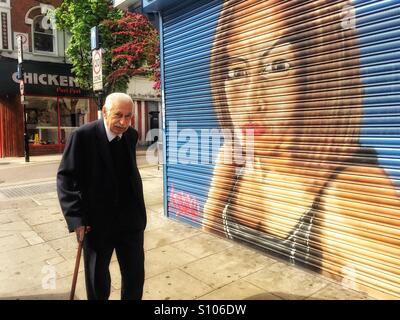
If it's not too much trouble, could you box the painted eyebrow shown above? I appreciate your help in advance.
[262,38,291,58]
[226,55,248,64]
[226,38,292,63]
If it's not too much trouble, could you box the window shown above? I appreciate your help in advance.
[25,4,58,55]
[0,0,11,50]
[26,96,89,146]
[32,15,55,53]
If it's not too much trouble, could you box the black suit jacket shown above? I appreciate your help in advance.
[57,119,147,233]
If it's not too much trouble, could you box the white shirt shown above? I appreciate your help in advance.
[103,119,122,142]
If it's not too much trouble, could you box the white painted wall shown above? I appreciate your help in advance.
[127,76,160,101]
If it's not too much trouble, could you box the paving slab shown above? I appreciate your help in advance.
[145,244,198,279]
[31,220,70,242]
[19,206,62,226]
[243,261,332,300]
[144,220,201,251]
[0,233,29,253]
[0,198,39,211]
[198,279,281,300]
[0,243,59,274]
[20,231,45,245]
[0,243,60,295]
[51,257,84,279]
[181,245,277,289]
[145,210,171,231]
[4,271,87,300]
[0,212,23,224]
[147,203,164,215]
[0,220,32,232]
[31,192,58,201]
[47,234,77,260]
[143,269,213,300]
[306,283,374,300]
[170,232,234,259]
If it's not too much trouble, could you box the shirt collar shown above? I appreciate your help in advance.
[103,118,122,142]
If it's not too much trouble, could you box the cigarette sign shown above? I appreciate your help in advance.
[92,49,103,91]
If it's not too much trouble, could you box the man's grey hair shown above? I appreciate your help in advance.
[104,92,134,114]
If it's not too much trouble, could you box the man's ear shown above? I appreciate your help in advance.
[102,106,108,119]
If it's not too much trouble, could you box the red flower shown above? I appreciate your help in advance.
[109,11,160,90]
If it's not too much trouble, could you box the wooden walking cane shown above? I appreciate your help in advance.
[69,227,85,300]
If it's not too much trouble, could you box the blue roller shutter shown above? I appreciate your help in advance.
[162,0,400,299]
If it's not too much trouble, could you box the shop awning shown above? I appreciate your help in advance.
[0,57,91,97]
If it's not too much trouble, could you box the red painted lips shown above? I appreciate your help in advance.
[242,122,266,136]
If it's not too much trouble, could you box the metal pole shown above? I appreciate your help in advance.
[97,91,103,110]
[97,91,103,120]
[23,104,29,162]
[17,35,29,162]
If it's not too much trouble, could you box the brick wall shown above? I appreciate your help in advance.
[10,0,62,52]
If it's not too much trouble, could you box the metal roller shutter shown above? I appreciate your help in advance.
[162,0,400,299]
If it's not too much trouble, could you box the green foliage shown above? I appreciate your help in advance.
[54,0,128,94]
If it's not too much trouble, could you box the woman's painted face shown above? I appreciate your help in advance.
[223,12,298,147]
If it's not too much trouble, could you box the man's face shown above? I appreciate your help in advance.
[103,99,133,135]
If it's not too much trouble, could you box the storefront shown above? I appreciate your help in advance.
[0,57,96,157]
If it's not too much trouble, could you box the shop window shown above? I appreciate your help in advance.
[59,98,89,144]
[32,15,56,54]
[25,96,89,146]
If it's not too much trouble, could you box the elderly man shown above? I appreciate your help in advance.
[57,92,147,300]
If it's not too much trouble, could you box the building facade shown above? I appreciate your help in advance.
[144,0,400,299]
[0,0,96,157]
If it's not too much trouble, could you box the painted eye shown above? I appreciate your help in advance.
[263,59,290,74]
[227,69,247,79]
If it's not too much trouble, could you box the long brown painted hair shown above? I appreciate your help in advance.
[209,0,364,172]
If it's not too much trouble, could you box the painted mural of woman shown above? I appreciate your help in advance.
[203,0,400,298]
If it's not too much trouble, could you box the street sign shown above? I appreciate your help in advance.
[91,26,99,50]
[14,33,29,52]
[92,49,103,91]
[17,35,23,64]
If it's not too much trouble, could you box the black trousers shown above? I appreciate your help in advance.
[82,227,144,300]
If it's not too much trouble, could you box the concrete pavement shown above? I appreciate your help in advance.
[0,154,375,300]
